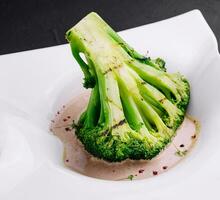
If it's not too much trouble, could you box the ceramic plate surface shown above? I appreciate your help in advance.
[0,10,220,200]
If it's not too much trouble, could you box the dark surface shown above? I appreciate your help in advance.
[0,0,219,55]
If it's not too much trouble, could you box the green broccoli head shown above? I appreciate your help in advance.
[66,12,190,162]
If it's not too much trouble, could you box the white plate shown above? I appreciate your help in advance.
[0,10,220,200]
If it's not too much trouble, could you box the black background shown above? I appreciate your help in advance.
[0,0,219,55]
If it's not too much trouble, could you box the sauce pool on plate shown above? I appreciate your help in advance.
[51,92,199,181]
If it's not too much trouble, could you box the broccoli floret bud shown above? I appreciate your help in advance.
[66,12,190,162]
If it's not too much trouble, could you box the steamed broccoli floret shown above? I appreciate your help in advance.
[66,12,190,162]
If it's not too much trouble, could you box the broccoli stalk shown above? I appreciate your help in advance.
[66,12,190,162]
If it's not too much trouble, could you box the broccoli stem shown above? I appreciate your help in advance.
[85,84,100,127]
[127,60,181,101]
[117,74,148,132]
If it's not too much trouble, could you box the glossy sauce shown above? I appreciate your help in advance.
[51,92,199,180]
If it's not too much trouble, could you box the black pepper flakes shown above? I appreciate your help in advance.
[153,171,158,175]
[162,166,168,170]
[191,134,196,139]
[139,169,144,173]
[65,127,71,131]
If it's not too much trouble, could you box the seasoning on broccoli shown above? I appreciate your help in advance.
[66,12,190,162]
